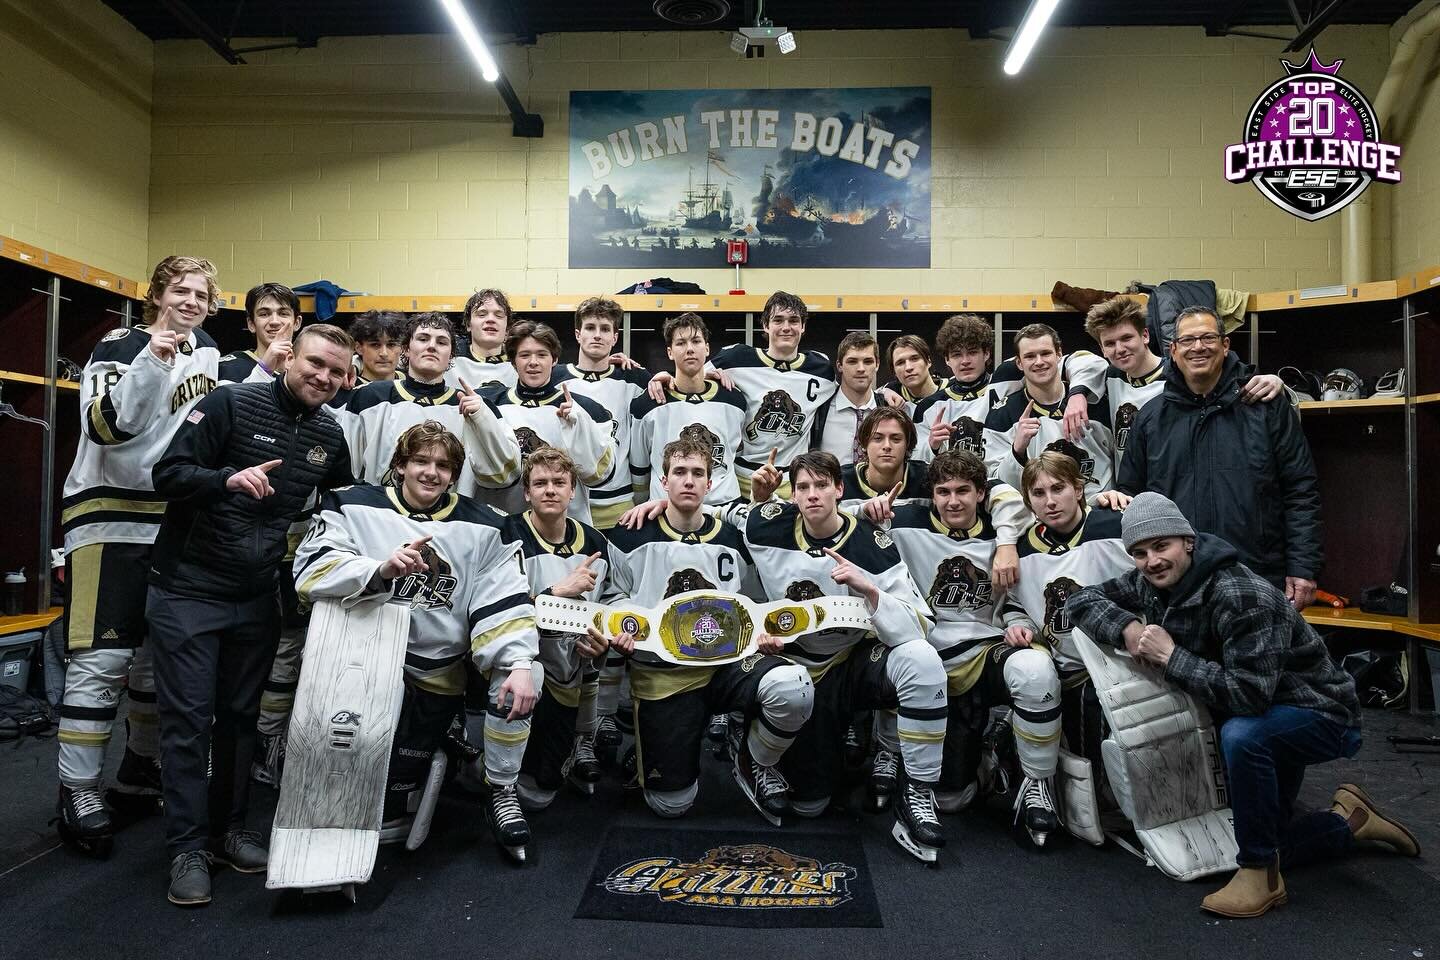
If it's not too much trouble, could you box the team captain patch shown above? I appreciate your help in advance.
[306,445,328,465]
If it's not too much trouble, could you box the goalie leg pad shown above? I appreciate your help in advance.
[1057,747,1105,845]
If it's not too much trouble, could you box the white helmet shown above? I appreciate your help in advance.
[1320,368,1364,401]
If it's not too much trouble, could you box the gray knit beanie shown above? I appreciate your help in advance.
[1121,492,1196,550]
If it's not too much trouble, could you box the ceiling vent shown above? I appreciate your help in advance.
[653,0,732,27]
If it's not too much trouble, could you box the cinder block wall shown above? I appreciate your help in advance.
[0,0,152,278]
[1390,2,1440,279]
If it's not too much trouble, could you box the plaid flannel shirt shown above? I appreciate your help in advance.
[1066,544,1359,725]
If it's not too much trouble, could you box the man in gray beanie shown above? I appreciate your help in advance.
[1067,492,1417,918]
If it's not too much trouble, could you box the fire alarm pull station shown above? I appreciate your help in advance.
[726,239,748,295]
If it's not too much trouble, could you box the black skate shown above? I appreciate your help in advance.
[56,784,113,859]
[1014,775,1060,848]
[443,717,486,794]
[620,745,640,792]
[893,780,945,864]
[869,748,898,813]
[107,747,163,821]
[563,734,602,795]
[733,742,790,826]
[251,731,287,788]
[594,714,623,768]
[706,713,730,745]
[485,782,530,863]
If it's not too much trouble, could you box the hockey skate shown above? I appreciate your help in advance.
[892,779,945,865]
[620,745,640,792]
[562,734,602,796]
[444,716,487,794]
[594,714,623,768]
[106,747,164,822]
[1014,775,1061,848]
[485,782,530,863]
[706,713,730,745]
[251,731,287,788]
[869,748,898,813]
[732,741,790,826]
[55,784,114,859]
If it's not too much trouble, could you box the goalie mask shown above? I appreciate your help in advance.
[1320,368,1364,402]
[1371,369,1404,399]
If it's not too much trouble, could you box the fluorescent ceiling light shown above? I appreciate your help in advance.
[437,0,499,82]
[1004,0,1061,76]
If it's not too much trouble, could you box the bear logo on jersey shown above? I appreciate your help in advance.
[785,580,824,602]
[392,542,460,610]
[1044,438,1096,482]
[679,422,726,470]
[928,555,993,611]
[1042,576,1081,640]
[1114,402,1139,454]
[666,568,716,597]
[744,390,806,442]
[514,426,546,459]
[949,416,986,456]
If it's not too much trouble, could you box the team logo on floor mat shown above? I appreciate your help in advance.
[1224,47,1400,221]
[601,843,856,910]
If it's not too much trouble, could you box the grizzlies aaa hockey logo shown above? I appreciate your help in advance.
[392,542,459,610]
[1042,576,1081,640]
[745,390,806,442]
[679,422,726,470]
[1113,402,1139,454]
[514,426,547,459]
[786,580,825,602]
[601,843,856,910]
[666,568,716,597]
[928,555,992,611]
[1044,438,1095,482]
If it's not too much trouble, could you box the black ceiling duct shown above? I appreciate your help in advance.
[652,0,732,27]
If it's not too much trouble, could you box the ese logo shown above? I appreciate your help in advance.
[1224,48,1400,221]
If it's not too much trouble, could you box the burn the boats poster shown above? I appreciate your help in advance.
[568,87,931,269]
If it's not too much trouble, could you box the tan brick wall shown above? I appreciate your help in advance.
[1389,2,1440,279]
[0,0,152,278]
[146,24,1408,295]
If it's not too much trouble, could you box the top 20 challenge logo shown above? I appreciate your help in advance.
[1224,48,1401,221]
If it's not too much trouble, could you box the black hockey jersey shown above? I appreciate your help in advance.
[984,386,1114,501]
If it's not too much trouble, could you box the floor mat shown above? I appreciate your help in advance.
[575,826,882,928]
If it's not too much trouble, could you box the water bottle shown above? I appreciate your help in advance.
[2,569,24,617]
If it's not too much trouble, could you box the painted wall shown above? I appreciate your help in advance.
[0,0,152,279]
[1390,1,1440,279]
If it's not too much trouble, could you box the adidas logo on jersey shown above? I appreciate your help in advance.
[100,628,120,641]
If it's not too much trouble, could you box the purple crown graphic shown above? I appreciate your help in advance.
[1282,48,1344,76]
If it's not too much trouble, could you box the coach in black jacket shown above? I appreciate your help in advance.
[1116,306,1321,608]
[145,323,355,907]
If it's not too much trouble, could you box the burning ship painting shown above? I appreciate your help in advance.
[568,88,931,269]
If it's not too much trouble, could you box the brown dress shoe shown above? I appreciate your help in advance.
[1201,860,1287,918]
[1332,783,1421,857]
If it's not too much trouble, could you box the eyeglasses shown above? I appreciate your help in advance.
[1173,333,1223,349]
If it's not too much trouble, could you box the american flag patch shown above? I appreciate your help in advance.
[186,409,205,424]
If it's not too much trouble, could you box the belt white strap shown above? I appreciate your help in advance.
[535,589,872,666]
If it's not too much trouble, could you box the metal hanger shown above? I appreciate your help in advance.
[0,384,49,430]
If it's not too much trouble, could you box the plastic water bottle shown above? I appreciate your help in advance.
[2,569,24,616]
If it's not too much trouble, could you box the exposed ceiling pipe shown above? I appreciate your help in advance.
[1341,2,1440,283]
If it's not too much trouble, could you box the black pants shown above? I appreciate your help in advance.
[385,683,465,820]
[146,584,280,857]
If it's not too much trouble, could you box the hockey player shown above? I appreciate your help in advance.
[508,447,612,807]
[292,421,541,863]
[914,314,997,460]
[886,451,1064,846]
[217,283,301,385]
[601,438,814,824]
[554,297,650,530]
[744,451,948,861]
[629,312,747,507]
[840,407,931,512]
[882,335,943,415]
[984,324,1122,506]
[448,288,517,392]
[466,321,618,524]
[348,309,405,386]
[1000,451,1132,831]
[55,255,222,858]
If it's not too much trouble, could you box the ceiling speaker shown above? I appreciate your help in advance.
[653,0,732,27]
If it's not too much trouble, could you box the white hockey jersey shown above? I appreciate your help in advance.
[709,344,836,480]
[500,511,611,699]
[1101,362,1165,472]
[61,326,220,552]
[1001,507,1131,674]
[447,347,517,393]
[984,386,1115,502]
[911,375,997,463]
[629,381,749,506]
[888,485,1028,694]
[743,502,931,677]
[292,483,539,694]
[605,511,757,700]
[555,363,651,529]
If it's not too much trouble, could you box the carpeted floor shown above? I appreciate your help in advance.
[2,707,1436,960]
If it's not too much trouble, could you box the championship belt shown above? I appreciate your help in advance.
[535,590,872,667]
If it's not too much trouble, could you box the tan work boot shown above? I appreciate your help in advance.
[1332,783,1421,857]
[1201,860,1287,918]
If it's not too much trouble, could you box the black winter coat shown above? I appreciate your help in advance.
[149,378,354,599]
[1115,353,1322,586]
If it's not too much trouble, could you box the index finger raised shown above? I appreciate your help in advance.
[458,376,476,395]
[406,534,433,550]
[257,458,284,473]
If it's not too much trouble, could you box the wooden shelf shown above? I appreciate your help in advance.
[1303,606,1440,644]
[0,238,137,298]
[0,370,79,391]
[0,606,61,637]
[1247,280,1399,313]
[1299,396,1405,412]
[1412,393,1440,406]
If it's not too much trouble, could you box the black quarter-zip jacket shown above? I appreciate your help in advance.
[149,377,354,600]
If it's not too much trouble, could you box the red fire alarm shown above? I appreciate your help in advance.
[726,239,749,264]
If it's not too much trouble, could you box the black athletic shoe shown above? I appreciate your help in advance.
[56,784,113,859]
[210,829,267,873]
[168,851,212,906]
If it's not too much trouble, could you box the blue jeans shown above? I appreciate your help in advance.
[1218,704,1363,869]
